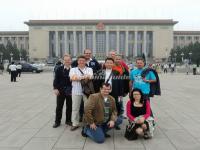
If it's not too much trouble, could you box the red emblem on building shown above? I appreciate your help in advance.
[96,22,105,30]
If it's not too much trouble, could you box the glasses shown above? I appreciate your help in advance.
[85,53,91,54]
[133,94,141,96]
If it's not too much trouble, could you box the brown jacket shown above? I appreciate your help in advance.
[83,93,117,125]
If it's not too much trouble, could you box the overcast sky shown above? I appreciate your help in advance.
[0,0,199,31]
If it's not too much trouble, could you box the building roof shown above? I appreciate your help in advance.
[174,31,200,35]
[0,31,28,36]
[24,19,178,26]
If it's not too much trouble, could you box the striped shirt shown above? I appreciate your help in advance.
[69,67,93,95]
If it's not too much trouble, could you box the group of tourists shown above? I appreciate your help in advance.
[53,49,161,143]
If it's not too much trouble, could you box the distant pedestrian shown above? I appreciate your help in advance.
[0,63,4,74]
[9,62,17,82]
[16,63,22,77]
[163,64,168,73]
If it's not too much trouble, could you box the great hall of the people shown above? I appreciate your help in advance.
[0,19,200,62]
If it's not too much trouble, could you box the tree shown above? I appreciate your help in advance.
[170,42,200,66]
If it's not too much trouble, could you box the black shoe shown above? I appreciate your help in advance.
[81,127,87,137]
[115,126,121,130]
[65,121,72,126]
[105,133,111,138]
[70,126,79,131]
[53,123,60,128]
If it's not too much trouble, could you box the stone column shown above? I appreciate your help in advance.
[134,31,138,57]
[116,30,120,53]
[73,30,77,57]
[125,30,129,57]
[152,31,156,58]
[143,31,147,57]
[55,31,59,57]
[64,31,68,54]
[106,30,109,55]
[93,30,96,56]
[82,30,86,53]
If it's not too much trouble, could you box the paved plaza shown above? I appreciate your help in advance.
[0,72,200,150]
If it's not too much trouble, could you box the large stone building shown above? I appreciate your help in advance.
[173,31,200,48]
[1,19,200,62]
[24,19,177,61]
[0,31,29,51]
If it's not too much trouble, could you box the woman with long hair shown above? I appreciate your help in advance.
[126,88,153,139]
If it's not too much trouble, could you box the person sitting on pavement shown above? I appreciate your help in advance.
[82,83,123,143]
[126,88,154,140]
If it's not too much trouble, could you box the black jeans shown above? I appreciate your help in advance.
[11,71,16,82]
[55,94,72,124]
[17,69,21,77]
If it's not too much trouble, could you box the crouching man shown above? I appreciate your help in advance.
[82,83,122,143]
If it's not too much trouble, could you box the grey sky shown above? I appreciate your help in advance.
[0,0,199,31]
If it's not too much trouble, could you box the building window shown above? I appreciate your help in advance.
[119,31,125,55]
[128,31,134,58]
[20,44,24,50]
[49,31,56,58]
[194,36,199,41]
[68,31,74,56]
[109,31,116,50]
[76,31,83,54]
[146,31,153,57]
[137,31,143,56]
[187,36,191,40]
[96,31,106,58]
[86,31,93,50]
[59,31,64,41]
[60,43,63,57]
[180,36,185,41]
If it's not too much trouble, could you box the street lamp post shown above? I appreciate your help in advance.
[174,52,177,64]
[0,52,3,63]
[10,52,13,63]
[19,52,22,62]
[26,53,29,62]
[165,48,168,62]
[189,52,192,64]
[181,52,184,63]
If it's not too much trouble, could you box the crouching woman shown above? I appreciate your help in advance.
[126,88,155,140]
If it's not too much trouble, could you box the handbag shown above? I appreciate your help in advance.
[78,68,95,97]
[124,121,138,140]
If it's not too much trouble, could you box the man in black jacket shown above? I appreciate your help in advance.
[53,54,72,128]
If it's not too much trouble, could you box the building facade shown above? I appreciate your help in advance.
[1,19,200,62]
[24,19,177,61]
[0,31,29,51]
[173,31,200,48]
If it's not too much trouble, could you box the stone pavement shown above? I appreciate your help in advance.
[0,72,200,150]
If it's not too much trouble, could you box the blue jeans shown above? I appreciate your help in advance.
[84,117,123,143]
